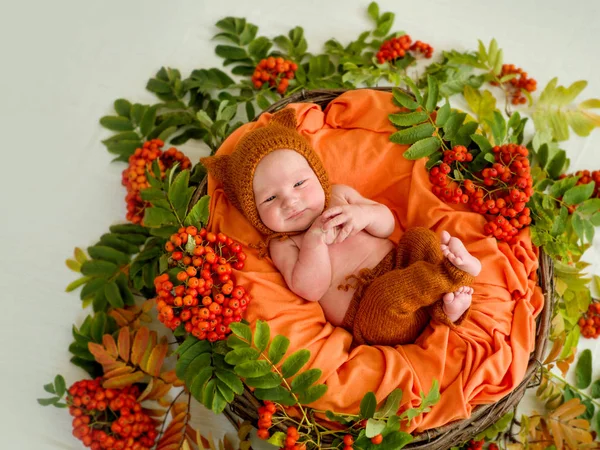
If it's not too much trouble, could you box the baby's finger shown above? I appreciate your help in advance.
[323,213,347,230]
[322,207,342,219]
[334,224,353,244]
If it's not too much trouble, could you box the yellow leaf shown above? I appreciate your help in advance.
[88,342,117,365]
[172,403,188,417]
[181,439,192,450]
[142,298,155,312]
[109,309,132,327]
[551,398,587,421]
[74,247,88,264]
[145,343,169,377]
[104,365,135,379]
[141,407,166,417]
[548,417,564,450]
[148,379,172,401]
[118,327,131,363]
[66,259,81,272]
[543,335,564,364]
[102,371,145,389]
[237,421,253,441]
[131,327,150,366]
[137,378,154,402]
[159,369,180,384]
[567,418,589,429]
[103,361,126,372]
[223,436,234,450]
[102,335,118,358]
[140,313,153,323]
[82,297,93,309]
[140,331,158,370]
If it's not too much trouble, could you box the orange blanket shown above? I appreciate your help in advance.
[206,89,544,432]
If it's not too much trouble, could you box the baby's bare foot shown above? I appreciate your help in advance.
[440,231,482,277]
[443,286,473,322]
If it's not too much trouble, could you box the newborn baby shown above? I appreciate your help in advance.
[202,108,481,346]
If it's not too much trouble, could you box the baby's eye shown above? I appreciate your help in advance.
[264,195,276,203]
[294,180,306,187]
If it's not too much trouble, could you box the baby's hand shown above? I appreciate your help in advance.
[321,205,366,244]
[308,213,339,245]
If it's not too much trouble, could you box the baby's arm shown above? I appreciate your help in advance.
[270,219,332,301]
[322,185,395,243]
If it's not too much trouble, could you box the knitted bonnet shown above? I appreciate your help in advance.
[200,108,331,241]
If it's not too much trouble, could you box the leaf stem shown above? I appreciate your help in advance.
[544,368,600,408]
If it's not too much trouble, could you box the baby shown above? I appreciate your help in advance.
[202,109,481,346]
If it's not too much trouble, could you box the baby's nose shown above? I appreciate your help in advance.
[283,195,299,208]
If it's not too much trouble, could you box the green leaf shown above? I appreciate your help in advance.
[100,116,134,131]
[388,111,428,127]
[90,312,107,342]
[43,383,56,394]
[590,380,600,398]
[140,106,158,137]
[575,349,592,389]
[80,277,107,300]
[281,349,310,378]
[563,182,594,205]
[224,347,260,365]
[66,276,92,293]
[367,2,379,21]
[37,397,60,406]
[425,75,439,112]
[267,432,287,448]
[256,94,270,111]
[360,391,377,419]
[143,207,177,228]
[53,375,66,397]
[234,360,272,378]
[546,150,567,179]
[488,110,507,145]
[80,260,117,277]
[216,380,234,403]
[104,281,124,308]
[253,320,270,352]
[291,368,322,394]
[254,386,296,406]
[168,170,193,222]
[267,335,289,365]
[87,246,129,265]
[215,45,248,60]
[375,388,402,418]
[392,88,419,110]
[470,133,492,152]
[435,102,451,127]
[229,322,252,344]
[390,123,435,145]
[176,339,212,378]
[298,384,327,405]
[244,372,283,389]
[215,369,244,395]
[114,99,132,118]
[402,137,442,160]
[248,37,272,61]
[366,418,387,438]
[442,112,466,140]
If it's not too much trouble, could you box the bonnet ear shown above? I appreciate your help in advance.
[269,108,297,129]
[199,154,230,183]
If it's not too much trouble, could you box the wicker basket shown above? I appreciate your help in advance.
[194,88,554,449]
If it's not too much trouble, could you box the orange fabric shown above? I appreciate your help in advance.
[206,89,544,432]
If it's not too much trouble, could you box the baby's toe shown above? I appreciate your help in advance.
[443,292,455,304]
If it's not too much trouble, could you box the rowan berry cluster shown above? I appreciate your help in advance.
[376,34,433,64]
[578,302,600,339]
[429,144,533,244]
[252,57,298,94]
[121,139,191,224]
[154,226,250,342]
[491,64,537,105]
[67,378,158,450]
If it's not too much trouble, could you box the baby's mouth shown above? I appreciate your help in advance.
[287,209,306,220]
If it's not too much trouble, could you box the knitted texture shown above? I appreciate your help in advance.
[341,228,475,346]
[200,108,331,238]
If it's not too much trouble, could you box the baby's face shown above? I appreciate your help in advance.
[253,149,325,233]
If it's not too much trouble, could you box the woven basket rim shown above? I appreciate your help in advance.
[194,87,554,449]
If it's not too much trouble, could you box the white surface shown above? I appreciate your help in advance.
[2,0,600,448]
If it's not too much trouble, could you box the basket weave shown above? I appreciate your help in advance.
[193,88,554,449]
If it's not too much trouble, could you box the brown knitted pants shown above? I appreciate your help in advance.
[340,228,474,346]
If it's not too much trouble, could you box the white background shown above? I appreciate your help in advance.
[1,0,600,448]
